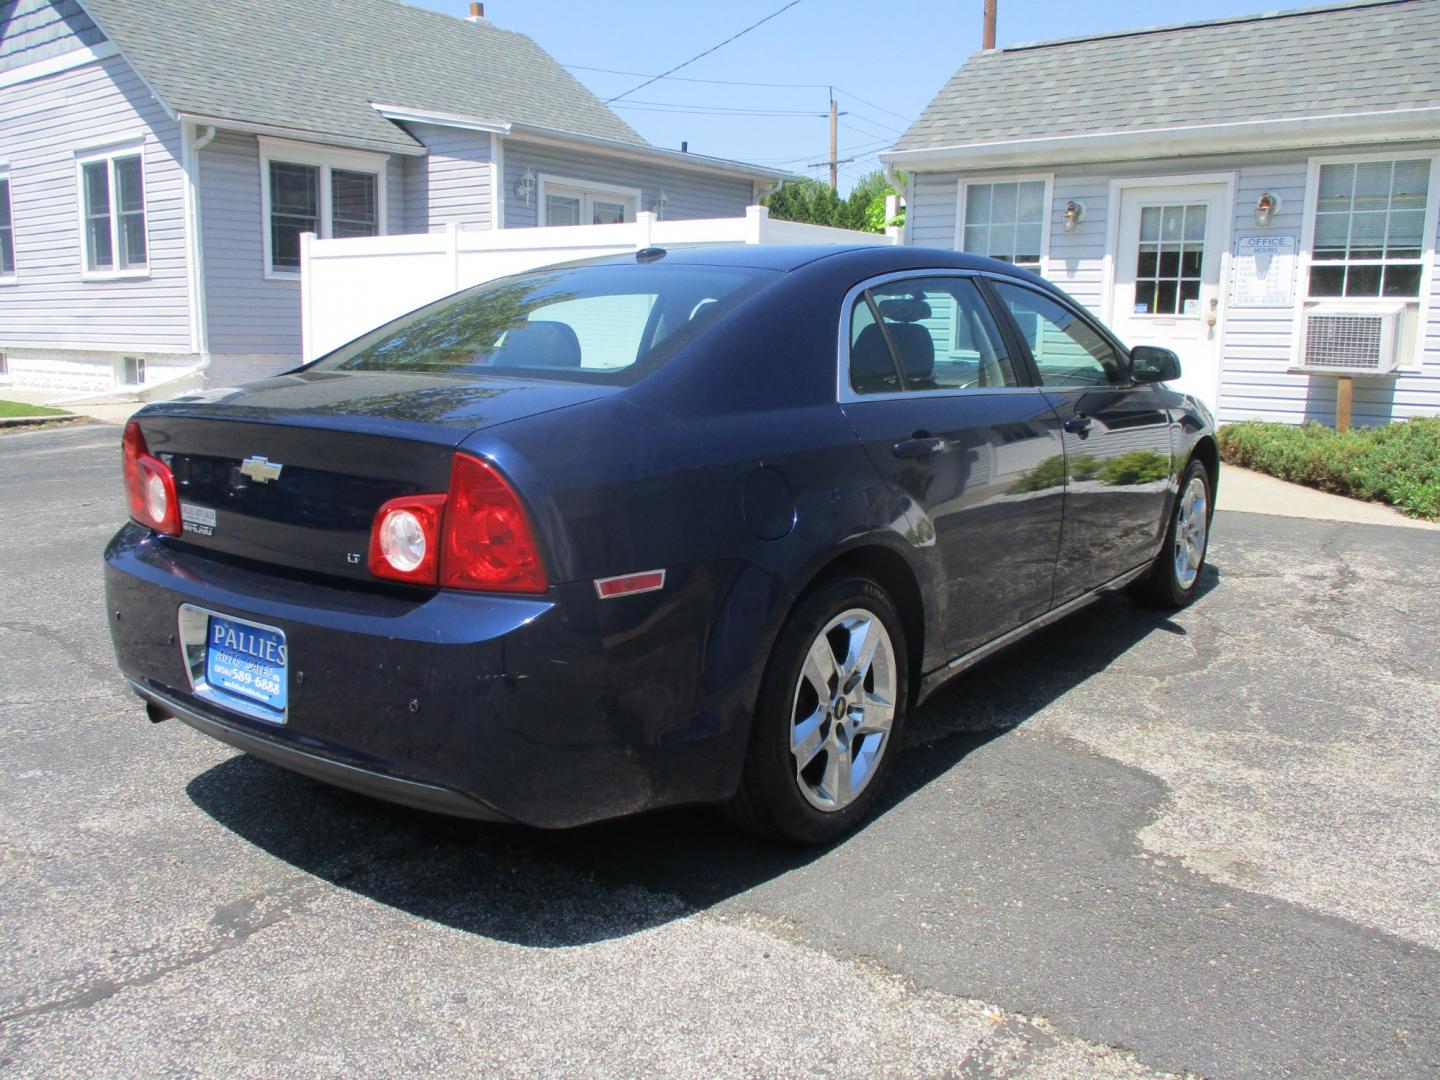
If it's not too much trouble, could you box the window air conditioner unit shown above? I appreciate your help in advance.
[1298,304,1405,375]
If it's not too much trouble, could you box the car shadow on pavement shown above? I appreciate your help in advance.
[186,565,1220,948]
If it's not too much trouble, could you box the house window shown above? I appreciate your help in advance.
[259,138,385,276]
[0,172,14,280]
[120,356,145,386]
[539,176,638,226]
[962,179,1048,269]
[1309,158,1431,299]
[76,146,147,276]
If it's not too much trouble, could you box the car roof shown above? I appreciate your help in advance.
[578,244,1048,281]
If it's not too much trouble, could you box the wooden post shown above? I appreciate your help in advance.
[1335,376,1353,432]
[828,96,838,192]
[983,0,997,49]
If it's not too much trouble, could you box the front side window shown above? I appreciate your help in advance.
[0,175,14,278]
[263,145,382,274]
[849,276,1017,394]
[963,180,1047,268]
[79,150,146,274]
[313,263,772,385]
[1310,158,1431,299]
[990,281,1125,388]
[540,180,637,226]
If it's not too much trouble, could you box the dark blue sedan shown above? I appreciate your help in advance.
[105,245,1216,844]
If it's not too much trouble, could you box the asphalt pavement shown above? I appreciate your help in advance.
[2,422,1437,1078]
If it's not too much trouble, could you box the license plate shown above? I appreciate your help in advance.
[205,614,287,713]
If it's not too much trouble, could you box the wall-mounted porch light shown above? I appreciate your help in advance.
[1061,199,1086,231]
[516,168,536,206]
[1254,191,1280,227]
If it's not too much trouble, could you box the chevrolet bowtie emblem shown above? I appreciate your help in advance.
[239,456,284,484]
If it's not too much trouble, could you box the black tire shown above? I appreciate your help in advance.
[725,575,909,845]
[1130,457,1213,609]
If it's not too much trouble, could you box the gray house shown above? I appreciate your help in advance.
[883,0,1440,426]
[0,0,790,394]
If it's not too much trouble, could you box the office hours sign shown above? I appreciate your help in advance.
[1231,235,1297,308]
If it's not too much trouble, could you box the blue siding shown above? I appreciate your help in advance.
[200,132,406,360]
[907,145,1440,425]
[501,138,753,228]
[403,122,491,231]
[0,0,102,74]
[0,49,190,353]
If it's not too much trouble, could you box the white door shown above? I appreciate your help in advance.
[1111,182,1229,410]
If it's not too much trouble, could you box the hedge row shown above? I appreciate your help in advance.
[1217,418,1440,521]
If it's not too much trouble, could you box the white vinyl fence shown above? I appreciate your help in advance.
[300,206,896,361]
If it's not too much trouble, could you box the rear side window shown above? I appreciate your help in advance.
[313,263,773,384]
[849,276,1017,394]
[989,281,1125,388]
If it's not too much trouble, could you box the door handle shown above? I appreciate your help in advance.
[892,434,947,458]
[1063,415,1093,435]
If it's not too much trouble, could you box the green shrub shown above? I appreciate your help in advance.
[1099,450,1170,487]
[1217,418,1440,521]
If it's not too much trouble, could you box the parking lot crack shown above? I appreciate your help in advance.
[0,876,320,1027]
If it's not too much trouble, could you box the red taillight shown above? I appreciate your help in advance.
[367,494,445,585]
[365,454,547,594]
[440,454,548,594]
[122,419,181,536]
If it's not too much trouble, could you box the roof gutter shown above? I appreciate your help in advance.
[175,112,427,156]
[507,122,798,183]
[367,102,794,183]
[881,106,1440,171]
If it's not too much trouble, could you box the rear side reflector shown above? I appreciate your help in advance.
[122,420,181,536]
[594,570,666,599]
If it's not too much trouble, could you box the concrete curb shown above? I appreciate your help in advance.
[1218,465,1439,531]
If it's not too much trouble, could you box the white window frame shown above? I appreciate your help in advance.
[1295,149,1440,371]
[537,174,640,227]
[258,136,388,280]
[0,165,15,285]
[74,140,149,281]
[954,173,1054,276]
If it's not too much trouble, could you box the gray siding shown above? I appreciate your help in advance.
[501,138,752,228]
[905,145,1440,426]
[0,50,191,352]
[199,132,300,356]
[0,0,102,73]
[404,122,491,231]
[200,132,407,359]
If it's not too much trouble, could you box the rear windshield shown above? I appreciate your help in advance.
[310,263,775,385]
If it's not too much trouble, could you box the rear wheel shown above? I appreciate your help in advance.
[726,576,908,844]
[1131,458,1212,609]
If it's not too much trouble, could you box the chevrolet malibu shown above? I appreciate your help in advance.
[105,245,1216,844]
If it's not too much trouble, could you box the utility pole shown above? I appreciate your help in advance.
[808,89,852,190]
[829,92,838,191]
[983,0,997,49]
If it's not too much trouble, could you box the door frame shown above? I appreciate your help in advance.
[1101,172,1237,406]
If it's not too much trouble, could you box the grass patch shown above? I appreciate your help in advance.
[0,399,68,418]
[1218,418,1440,521]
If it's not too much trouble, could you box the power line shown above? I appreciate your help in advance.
[566,63,830,90]
[839,117,901,143]
[612,99,827,118]
[830,85,913,124]
[603,0,808,104]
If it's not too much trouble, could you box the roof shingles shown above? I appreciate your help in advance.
[894,0,1440,152]
[80,0,646,152]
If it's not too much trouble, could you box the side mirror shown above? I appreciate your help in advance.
[1131,345,1181,384]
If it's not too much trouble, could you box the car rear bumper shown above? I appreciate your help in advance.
[105,525,761,828]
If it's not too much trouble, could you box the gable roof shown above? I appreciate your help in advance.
[889,0,1440,162]
[78,0,647,154]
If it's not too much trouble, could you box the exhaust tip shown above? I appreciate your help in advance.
[145,701,172,724]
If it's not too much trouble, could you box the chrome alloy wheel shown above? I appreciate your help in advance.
[1173,474,1209,590]
[789,608,898,812]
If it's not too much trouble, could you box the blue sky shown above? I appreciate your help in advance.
[412,0,1270,193]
